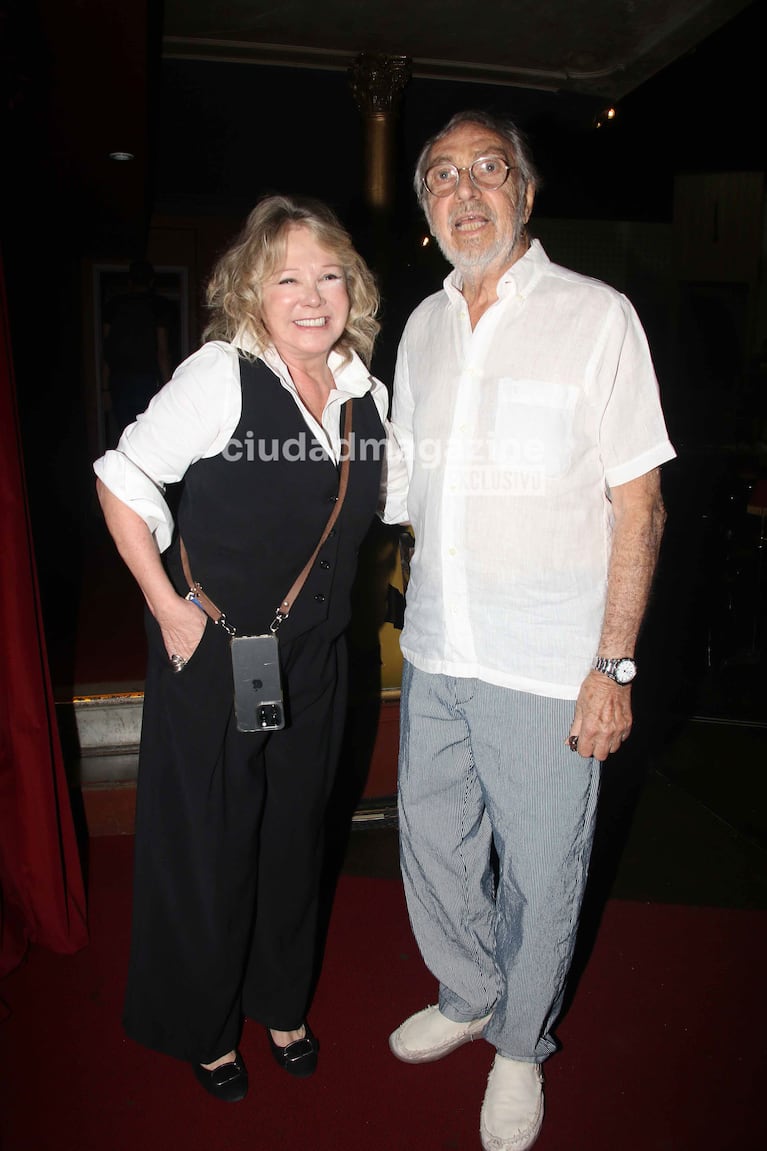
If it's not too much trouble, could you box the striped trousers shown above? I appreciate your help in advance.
[398,661,601,1062]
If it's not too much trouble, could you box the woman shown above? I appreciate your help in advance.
[94,195,400,1101]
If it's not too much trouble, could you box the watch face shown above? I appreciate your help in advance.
[614,659,637,684]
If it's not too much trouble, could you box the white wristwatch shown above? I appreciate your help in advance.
[592,656,637,685]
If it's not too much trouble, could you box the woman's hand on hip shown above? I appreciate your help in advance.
[155,595,207,663]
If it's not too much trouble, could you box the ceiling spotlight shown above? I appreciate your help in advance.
[593,107,618,130]
[109,151,135,161]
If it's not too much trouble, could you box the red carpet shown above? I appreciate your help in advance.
[0,836,764,1150]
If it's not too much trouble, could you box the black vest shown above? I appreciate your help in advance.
[167,355,385,642]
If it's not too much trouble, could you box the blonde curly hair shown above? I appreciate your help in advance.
[203,195,380,367]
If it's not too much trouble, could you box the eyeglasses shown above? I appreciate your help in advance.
[423,155,515,197]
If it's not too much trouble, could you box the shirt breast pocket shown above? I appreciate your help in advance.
[495,378,579,479]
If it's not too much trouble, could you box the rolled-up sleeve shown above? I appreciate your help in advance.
[93,450,176,551]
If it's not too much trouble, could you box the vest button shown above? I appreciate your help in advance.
[328,528,336,538]
[314,593,326,603]
[319,560,331,570]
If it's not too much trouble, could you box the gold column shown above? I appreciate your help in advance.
[346,55,412,734]
[349,53,411,213]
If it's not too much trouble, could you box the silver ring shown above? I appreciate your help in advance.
[170,653,186,673]
[568,735,579,752]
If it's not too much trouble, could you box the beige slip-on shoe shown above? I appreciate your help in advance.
[389,1004,493,1064]
[480,1054,544,1151]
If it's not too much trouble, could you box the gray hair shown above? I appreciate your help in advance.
[413,109,540,215]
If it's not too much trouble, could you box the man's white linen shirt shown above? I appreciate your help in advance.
[94,338,404,553]
[385,239,676,700]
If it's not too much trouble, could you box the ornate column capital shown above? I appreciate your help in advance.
[349,53,411,117]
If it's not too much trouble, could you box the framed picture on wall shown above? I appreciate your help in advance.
[90,262,190,457]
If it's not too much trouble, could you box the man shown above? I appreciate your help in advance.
[382,110,675,1150]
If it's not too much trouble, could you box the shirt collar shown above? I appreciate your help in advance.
[259,343,373,398]
[443,238,549,304]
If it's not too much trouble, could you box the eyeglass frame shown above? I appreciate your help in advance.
[422,154,517,198]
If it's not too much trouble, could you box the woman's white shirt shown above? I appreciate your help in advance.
[93,339,405,552]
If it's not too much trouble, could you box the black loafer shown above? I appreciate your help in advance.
[267,1023,318,1078]
[192,1051,248,1101]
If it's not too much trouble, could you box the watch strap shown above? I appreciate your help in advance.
[592,655,637,683]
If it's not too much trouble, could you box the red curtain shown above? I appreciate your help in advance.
[0,255,88,984]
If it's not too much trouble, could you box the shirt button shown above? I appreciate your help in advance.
[319,560,331,570]
[314,593,326,603]
[448,547,456,556]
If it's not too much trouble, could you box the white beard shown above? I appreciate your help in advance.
[432,199,527,280]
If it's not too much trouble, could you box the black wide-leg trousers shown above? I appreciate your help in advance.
[123,613,347,1063]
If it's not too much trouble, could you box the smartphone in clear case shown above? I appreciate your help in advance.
[231,634,285,732]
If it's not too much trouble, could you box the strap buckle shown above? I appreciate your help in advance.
[216,612,236,638]
[270,611,286,634]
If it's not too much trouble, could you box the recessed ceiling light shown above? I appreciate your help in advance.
[109,151,135,161]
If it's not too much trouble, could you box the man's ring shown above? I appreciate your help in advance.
[568,735,579,752]
[170,653,186,673]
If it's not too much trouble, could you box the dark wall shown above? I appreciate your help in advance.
[150,2,766,377]
[155,1,766,226]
